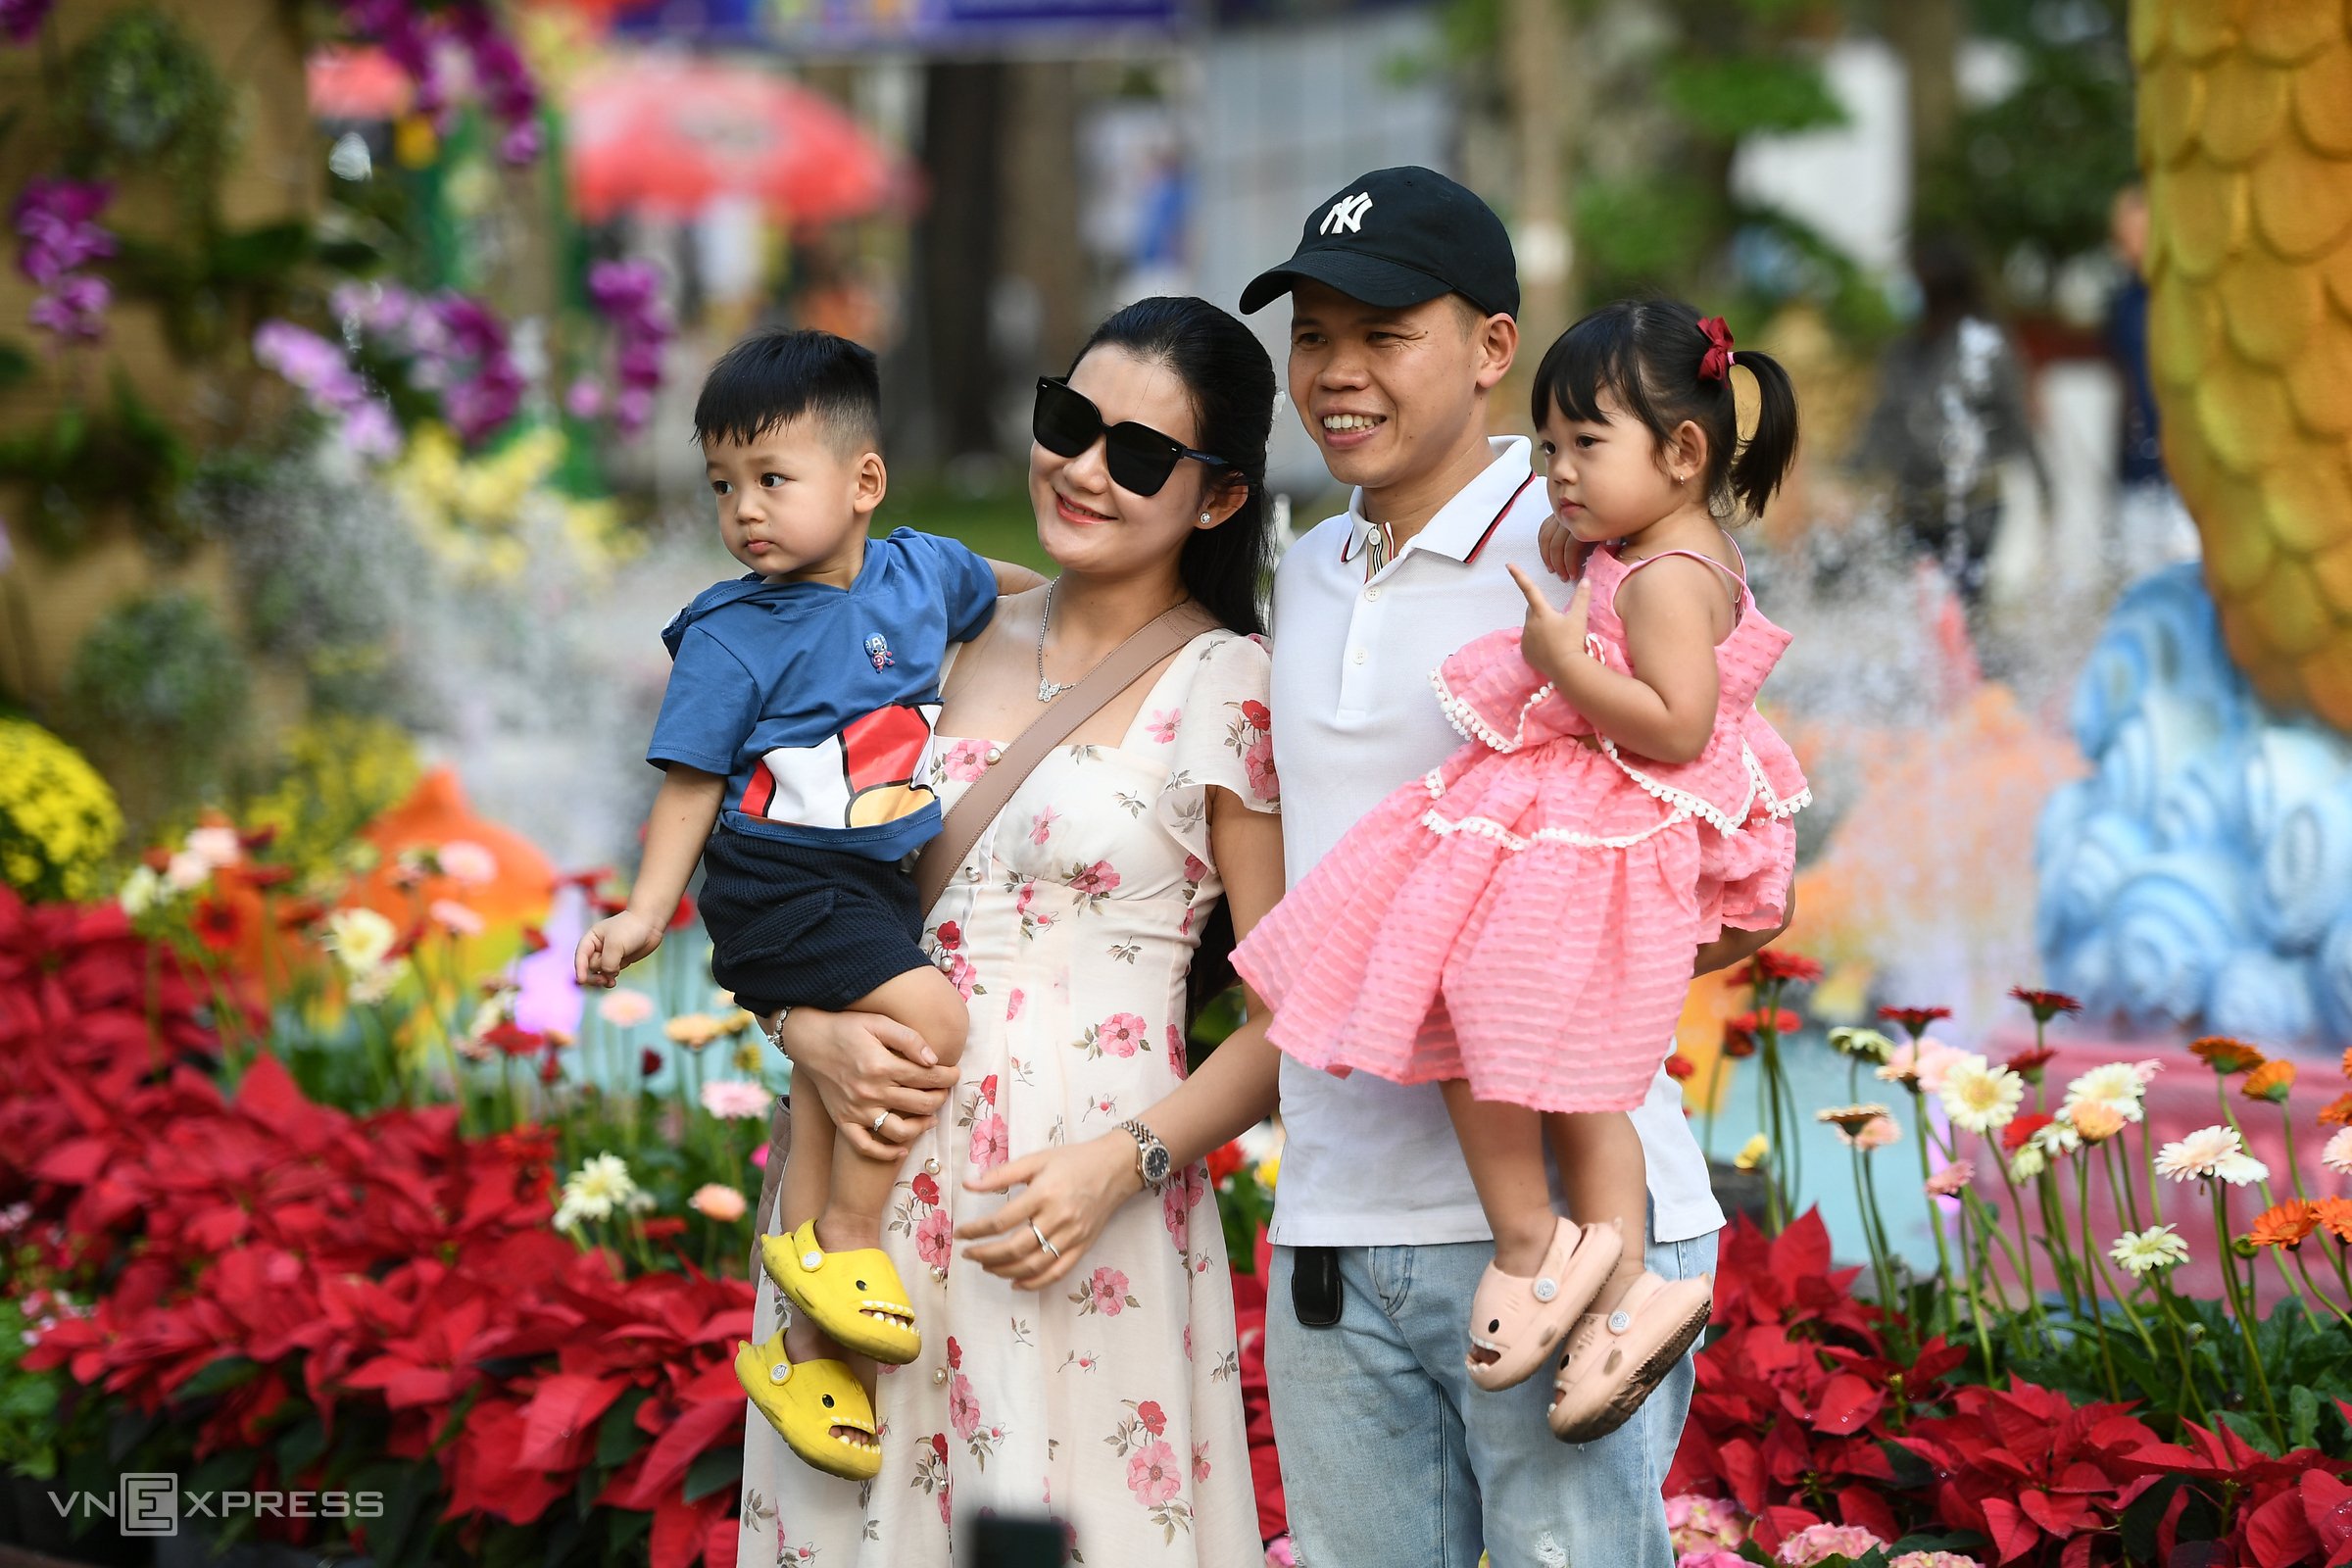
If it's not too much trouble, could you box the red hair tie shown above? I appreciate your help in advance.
[1697,317,1736,382]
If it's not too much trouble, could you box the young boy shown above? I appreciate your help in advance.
[574,329,1037,1482]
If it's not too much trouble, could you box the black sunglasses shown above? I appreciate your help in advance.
[1032,376,1229,498]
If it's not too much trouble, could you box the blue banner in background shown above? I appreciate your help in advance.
[613,0,1183,48]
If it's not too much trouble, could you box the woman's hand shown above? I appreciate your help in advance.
[776,1007,960,1160]
[956,1135,1145,1290]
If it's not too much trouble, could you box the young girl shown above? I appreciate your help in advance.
[1233,299,1808,1442]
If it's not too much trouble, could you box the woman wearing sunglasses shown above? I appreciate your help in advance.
[743,296,1291,1566]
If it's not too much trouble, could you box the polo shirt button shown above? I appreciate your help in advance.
[1352,649,1367,664]
[984,746,1003,763]
[1364,586,1381,601]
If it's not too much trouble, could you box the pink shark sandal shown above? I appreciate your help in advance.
[1464,1215,1620,1392]
[1544,1268,1716,1444]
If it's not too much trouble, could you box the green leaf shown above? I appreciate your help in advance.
[597,1387,653,1467]
[2288,1383,2322,1451]
[176,1354,259,1398]
[2121,1473,2185,1563]
[1660,56,1845,140]
[276,1413,327,1479]
[683,1445,741,1503]
[191,1449,257,1494]
[2215,1407,2281,1455]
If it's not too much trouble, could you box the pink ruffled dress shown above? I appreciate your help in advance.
[1235,545,1809,1114]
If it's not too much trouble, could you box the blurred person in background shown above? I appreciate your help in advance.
[1852,232,2041,615]
[2103,184,2198,576]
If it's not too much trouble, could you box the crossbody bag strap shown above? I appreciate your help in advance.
[912,599,1220,914]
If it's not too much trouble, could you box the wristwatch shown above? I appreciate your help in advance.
[1118,1118,1172,1189]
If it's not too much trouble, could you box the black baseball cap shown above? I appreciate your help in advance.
[1239,166,1518,319]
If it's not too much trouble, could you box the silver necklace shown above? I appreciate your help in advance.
[1035,580,1080,702]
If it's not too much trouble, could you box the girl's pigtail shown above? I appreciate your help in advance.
[1729,349,1800,518]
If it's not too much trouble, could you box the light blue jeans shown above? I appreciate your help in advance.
[1266,1214,1718,1568]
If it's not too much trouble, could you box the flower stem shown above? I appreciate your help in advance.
[1909,1090,1958,1336]
[2073,1156,2123,1402]
[2212,1181,2284,1446]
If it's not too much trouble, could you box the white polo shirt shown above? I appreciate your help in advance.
[1264,436,1726,1248]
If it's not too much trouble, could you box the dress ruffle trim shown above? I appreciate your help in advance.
[1418,737,1811,856]
[1429,663,1560,755]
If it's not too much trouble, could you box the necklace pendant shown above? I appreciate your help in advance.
[1037,677,1072,703]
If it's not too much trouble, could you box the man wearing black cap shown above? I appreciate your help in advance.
[1245,168,1760,1566]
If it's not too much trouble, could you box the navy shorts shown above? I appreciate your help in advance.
[697,827,933,1015]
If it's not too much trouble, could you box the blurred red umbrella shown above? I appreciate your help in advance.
[308,46,414,120]
[564,58,904,224]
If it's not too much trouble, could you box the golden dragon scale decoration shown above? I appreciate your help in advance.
[2136,0,2352,734]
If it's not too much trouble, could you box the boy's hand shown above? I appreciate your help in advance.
[1537,514,1592,582]
[1508,564,1592,689]
[576,911,663,987]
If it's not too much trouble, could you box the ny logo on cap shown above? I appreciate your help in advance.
[1319,192,1373,236]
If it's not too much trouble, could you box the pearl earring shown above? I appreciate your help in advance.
[1199,512,1210,522]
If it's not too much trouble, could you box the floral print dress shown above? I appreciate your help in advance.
[739,629,1278,1568]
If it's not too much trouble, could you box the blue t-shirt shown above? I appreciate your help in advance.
[648,528,997,861]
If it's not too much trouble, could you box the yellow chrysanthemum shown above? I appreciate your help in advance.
[0,719,123,904]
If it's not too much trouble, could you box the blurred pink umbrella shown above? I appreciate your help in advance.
[564,58,905,224]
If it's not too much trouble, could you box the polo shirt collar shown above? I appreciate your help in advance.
[1341,436,1539,566]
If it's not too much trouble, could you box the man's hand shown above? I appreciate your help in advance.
[575,911,662,988]
[1508,564,1593,690]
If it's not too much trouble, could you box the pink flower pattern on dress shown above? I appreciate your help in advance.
[1126,1439,1182,1507]
[1099,1012,1147,1057]
[939,738,994,782]
[1029,806,1060,845]
[969,1113,1008,1171]
[913,1207,955,1270]
[949,1372,981,1440]
[741,630,1275,1563]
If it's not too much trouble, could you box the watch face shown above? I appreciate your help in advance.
[1142,1146,1172,1183]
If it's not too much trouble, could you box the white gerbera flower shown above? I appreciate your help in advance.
[2110,1225,2189,1275]
[2062,1061,2151,1124]
[2008,1144,2047,1180]
[1938,1056,2025,1134]
[2324,1127,2352,1177]
[323,906,398,974]
[555,1152,650,1231]
[2154,1125,2269,1186]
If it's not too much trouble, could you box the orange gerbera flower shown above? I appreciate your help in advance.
[2247,1200,2320,1250]
[2313,1197,2352,1244]
[2242,1059,2297,1104]
[2319,1092,2352,1128]
[2190,1036,2266,1075]
[2071,1102,2128,1144]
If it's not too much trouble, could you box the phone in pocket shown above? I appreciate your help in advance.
[1291,1244,1343,1328]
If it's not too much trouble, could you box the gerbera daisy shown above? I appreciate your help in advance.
[2322,1127,2352,1176]
[2110,1226,2189,1275]
[1877,1004,1952,1040]
[2319,1092,2352,1128]
[1817,1103,1896,1136]
[2188,1036,2266,1075]
[1938,1057,2024,1134]
[1739,951,1825,986]
[1925,1160,1974,1198]
[2313,1198,2352,1243]
[2004,1045,2057,1081]
[2154,1125,2269,1186]
[2002,1112,2054,1154]
[2062,1061,2152,1125]
[2008,987,2082,1023]
[1828,1027,1893,1063]
[2241,1059,2296,1104]
[2246,1200,2319,1250]
[2070,1102,2127,1145]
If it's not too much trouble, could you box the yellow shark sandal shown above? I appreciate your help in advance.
[735,1330,882,1482]
[759,1220,921,1364]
